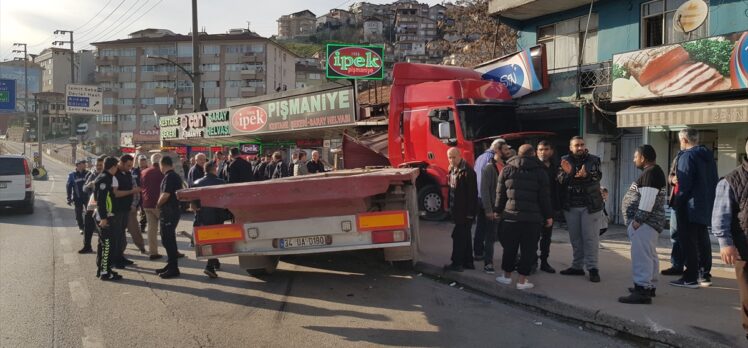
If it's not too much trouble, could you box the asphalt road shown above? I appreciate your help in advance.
[0,140,634,348]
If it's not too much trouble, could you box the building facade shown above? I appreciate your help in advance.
[489,0,748,223]
[91,29,296,152]
[277,10,317,40]
[33,48,96,93]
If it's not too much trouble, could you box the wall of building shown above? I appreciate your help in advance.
[265,43,296,93]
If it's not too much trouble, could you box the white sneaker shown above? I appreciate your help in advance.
[516,281,534,290]
[495,275,512,285]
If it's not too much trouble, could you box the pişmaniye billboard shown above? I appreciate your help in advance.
[612,30,748,102]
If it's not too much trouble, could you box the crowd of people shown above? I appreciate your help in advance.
[442,129,748,317]
[66,147,328,281]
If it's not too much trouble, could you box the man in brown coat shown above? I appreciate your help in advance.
[445,147,479,272]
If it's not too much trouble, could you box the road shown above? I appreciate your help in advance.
[0,140,634,347]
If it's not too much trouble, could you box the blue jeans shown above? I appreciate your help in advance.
[669,213,683,270]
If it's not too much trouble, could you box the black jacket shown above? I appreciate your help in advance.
[541,158,561,212]
[307,160,326,174]
[448,160,478,224]
[267,160,289,179]
[496,156,552,223]
[187,164,205,187]
[227,157,253,183]
[557,151,604,213]
[193,174,228,226]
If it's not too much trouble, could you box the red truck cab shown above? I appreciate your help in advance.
[387,63,517,220]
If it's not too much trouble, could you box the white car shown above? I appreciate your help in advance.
[0,155,34,214]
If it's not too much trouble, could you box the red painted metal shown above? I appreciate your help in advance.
[176,168,419,224]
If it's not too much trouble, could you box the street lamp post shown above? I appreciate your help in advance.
[12,43,28,155]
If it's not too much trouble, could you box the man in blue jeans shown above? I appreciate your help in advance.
[473,139,510,261]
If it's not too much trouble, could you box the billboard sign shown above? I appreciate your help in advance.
[66,84,103,115]
[0,79,16,111]
[326,44,385,80]
[474,45,549,99]
[230,85,356,135]
[159,108,231,141]
[612,31,748,102]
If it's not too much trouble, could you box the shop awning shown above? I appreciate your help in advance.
[617,99,748,128]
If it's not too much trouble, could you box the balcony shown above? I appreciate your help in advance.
[154,87,172,97]
[240,70,259,78]
[579,61,611,92]
[488,0,593,20]
[95,72,118,82]
[95,56,118,65]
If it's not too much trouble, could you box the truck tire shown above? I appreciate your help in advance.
[20,201,34,215]
[418,185,446,221]
[243,256,279,277]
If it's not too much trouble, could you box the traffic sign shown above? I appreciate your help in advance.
[0,79,16,111]
[66,84,102,115]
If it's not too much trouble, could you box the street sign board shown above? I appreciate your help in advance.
[65,84,102,115]
[326,44,385,80]
[0,79,16,111]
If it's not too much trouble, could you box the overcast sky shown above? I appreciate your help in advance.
[0,0,444,61]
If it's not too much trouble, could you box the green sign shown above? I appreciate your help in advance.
[160,108,232,141]
[326,44,385,80]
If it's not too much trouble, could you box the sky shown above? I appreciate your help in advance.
[0,0,444,61]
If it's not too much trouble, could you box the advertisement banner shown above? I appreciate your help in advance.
[120,132,134,147]
[66,84,103,115]
[612,31,748,102]
[326,44,385,80]
[474,45,548,99]
[159,108,231,141]
[0,79,16,111]
[230,85,356,135]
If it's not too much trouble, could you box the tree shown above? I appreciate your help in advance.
[440,0,517,67]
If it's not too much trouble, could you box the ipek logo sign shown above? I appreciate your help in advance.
[326,44,385,80]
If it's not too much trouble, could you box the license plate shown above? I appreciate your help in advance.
[0,183,6,189]
[278,235,332,249]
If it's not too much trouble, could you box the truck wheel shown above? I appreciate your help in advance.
[418,185,446,221]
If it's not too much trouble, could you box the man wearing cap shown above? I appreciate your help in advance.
[67,159,90,234]
[712,139,748,338]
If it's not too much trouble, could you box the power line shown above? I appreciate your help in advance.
[81,0,151,46]
[80,0,165,51]
[73,0,117,31]
[75,0,127,38]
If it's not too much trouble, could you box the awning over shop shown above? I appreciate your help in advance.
[617,99,748,128]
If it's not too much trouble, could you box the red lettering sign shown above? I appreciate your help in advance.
[327,46,384,78]
[232,106,268,133]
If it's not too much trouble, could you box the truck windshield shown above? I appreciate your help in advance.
[457,104,519,140]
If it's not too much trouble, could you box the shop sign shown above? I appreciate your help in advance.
[159,108,232,141]
[121,147,136,154]
[133,128,160,143]
[190,146,211,153]
[161,146,188,154]
[612,30,748,102]
[326,44,385,80]
[296,139,323,147]
[474,45,549,99]
[120,132,134,147]
[230,86,356,135]
[240,143,260,156]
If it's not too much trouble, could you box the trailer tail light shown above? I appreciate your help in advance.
[194,224,245,245]
[371,230,408,244]
[22,159,31,189]
[356,210,409,232]
[198,243,236,257]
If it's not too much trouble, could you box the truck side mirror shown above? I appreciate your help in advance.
[438,122,453,139]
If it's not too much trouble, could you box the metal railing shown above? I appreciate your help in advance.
[579,60,612,91]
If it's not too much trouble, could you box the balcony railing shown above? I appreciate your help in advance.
[579,60,611,91]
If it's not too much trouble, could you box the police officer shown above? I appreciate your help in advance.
[67,159,90,234]
[95,157,123,281]
[192,161,227,278]
[79,156,105,254]
[155,156,185,279]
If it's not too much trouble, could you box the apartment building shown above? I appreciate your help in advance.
[295,58,326,89]
[33,47,95,93]
[277,10,317,40]
[91,28,296,149]
[394,4,437,62]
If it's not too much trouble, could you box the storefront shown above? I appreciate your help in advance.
[159,84,374,168]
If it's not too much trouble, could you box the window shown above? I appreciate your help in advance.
[140,98,155,105]
[179,97,193,105]
[119,65,136,73]
[155,97,174,105]
[177,43,193,57]
[118,98,135,105]
[202,45,220,54]
[207,98,220,105]
[177,80,193,92]
[537,14,599,70]
[308,73,321,80]
[119,82,136,89]
[104,97,114,105]
[458,105,519,140]
[97,114,115,123]
[641,0,708,48]
[201,64,220,72]
[119,48,136,57]
[225,80,243,87]
[200,80,219,88]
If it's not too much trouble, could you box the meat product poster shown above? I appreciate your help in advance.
[612,31,748,102]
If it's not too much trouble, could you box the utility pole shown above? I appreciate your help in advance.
[35,95,43,167]
[11,43,28,155]
[53,30,75,137]
[191,0,202,112]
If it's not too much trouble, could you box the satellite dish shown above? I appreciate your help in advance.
[674,0,708,34]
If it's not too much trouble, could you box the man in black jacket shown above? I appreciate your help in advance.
[444,147,478,272]
[536,140,560,273]
[227,147,253,183]
[495,145,553,290]
[266,151,289,179]
[307,150,326,174]
[187,153,206,187]
[192,161,227,278]
[557,136,604,282]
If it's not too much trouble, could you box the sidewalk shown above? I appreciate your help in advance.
[415,221,742,348]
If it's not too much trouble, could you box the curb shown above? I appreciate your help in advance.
[414,261,730,348]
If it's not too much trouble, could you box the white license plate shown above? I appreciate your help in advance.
[278,235,331,249]
[0,183,6,189]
